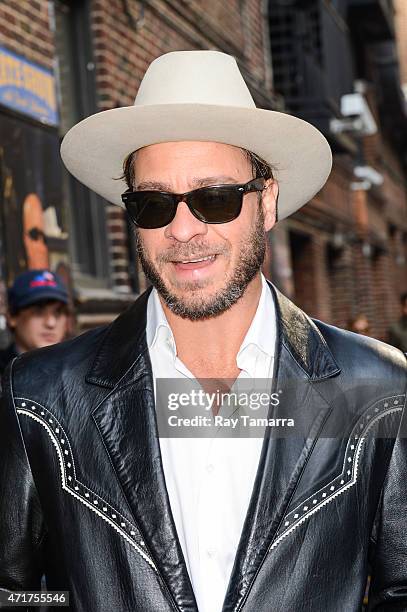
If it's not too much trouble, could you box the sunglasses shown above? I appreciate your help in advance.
[27,227,47,242]
[121,178,265,229]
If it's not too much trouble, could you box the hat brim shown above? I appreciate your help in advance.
[60,104,332,221]
[16,291,69,309]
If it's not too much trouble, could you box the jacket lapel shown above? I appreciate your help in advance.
[88,289,198,611]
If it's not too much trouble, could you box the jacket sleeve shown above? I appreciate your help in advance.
[368,412,407,611]
[0,358,45,594]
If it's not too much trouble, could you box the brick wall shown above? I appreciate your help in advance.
[0,0,54,69]
[90,0,272,112]
[327,244,355,330]
[283,147,407,341]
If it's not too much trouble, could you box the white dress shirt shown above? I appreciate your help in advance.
[146,274,276,612]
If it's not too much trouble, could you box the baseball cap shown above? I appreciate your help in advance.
[8,269,69,312]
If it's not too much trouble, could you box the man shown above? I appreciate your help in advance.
[0,269,70,375]
[0,51,406,612]
[388,292,407,353]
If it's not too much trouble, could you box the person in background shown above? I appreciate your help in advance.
[388,292,407,353]
[0,269,70,375]
[348,314,370,336]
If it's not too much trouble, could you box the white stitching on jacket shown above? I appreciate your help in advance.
[270,394,405,553]
[15,398,156,572]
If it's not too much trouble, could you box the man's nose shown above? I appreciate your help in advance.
[164,201,208,242]
[44,313,57,328]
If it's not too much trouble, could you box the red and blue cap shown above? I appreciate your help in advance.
[8,269,69,311]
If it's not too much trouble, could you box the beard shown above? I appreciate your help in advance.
[136,206,266,321]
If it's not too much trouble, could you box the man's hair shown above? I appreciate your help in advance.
[8,299,70,318]
[120,146,277,220]
[242,149,275,182]
[401,292,407,305]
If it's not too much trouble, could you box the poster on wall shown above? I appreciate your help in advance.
[0,112,68,286]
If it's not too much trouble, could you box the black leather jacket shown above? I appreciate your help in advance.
[1,284,406,612]
[0,342,18,377]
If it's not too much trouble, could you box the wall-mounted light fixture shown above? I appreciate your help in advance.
[330,92,377,136]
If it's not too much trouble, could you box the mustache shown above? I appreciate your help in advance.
[136,234,230,263]
[158,244,229,263]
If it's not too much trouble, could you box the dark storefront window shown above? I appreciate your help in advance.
[52,0,111,287]
[0,115,65,284]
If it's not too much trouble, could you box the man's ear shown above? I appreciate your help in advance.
[262,179,279,232]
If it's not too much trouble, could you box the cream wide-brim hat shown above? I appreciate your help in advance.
[60,50,332,220]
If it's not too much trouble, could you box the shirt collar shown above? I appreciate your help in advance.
[146,287,176,355]
[235,274,276,376]
[146,273,276,365]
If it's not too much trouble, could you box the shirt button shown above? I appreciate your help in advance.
[206,548,217,558]
[206,464,214,473]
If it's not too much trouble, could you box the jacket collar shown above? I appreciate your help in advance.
[86,281,340,388]
[86,286,153,388]
[272,282,340,380]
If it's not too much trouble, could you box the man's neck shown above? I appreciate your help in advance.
[160,274,263,379]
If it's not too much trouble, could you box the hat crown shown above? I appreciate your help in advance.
[134,50,256,109]
[8,268,68,310]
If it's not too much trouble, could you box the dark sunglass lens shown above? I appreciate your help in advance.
[125,192,175,229]
[189,187,242,223]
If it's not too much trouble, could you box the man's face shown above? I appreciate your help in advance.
[133,141,278,320]
[8,300,69,352]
